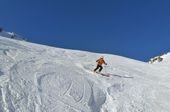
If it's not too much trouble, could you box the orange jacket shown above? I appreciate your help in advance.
[96,58,106,65]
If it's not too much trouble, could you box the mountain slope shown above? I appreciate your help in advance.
[0,36,170,112]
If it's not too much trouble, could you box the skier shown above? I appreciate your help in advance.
[94,56,107,73]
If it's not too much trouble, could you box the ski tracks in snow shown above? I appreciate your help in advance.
[75,62,137,112]
[0,57,44,112]
[33,63,88,112]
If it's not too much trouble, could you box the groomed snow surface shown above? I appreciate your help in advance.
[0,36,170,112]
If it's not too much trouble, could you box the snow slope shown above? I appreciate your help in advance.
[0,36,170,112]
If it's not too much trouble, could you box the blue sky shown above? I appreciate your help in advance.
[0,0,170,61]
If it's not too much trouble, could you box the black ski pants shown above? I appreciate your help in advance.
[94,64,103,72]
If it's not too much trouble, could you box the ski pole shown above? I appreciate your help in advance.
[104,65,107,73]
